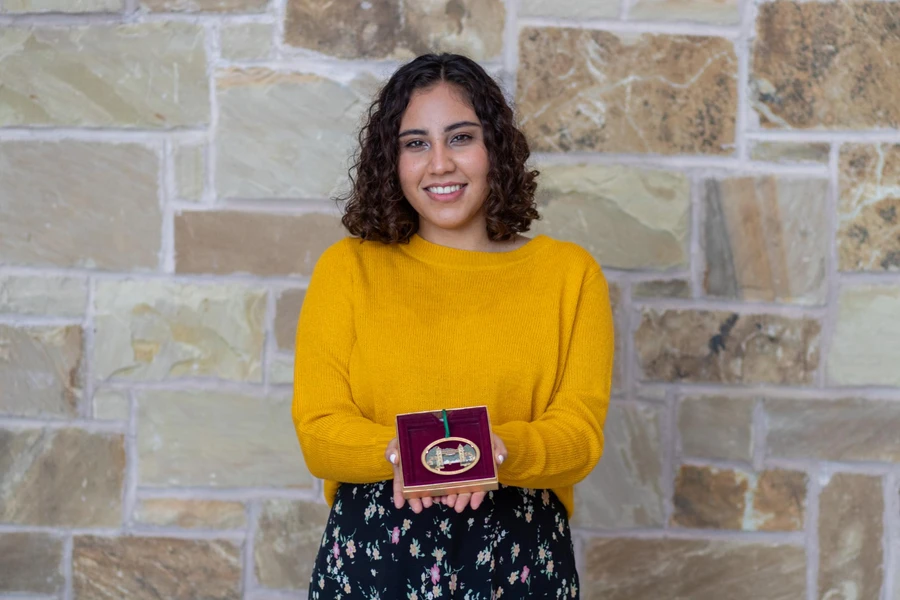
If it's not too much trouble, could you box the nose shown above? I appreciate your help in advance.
[428,144,455,175]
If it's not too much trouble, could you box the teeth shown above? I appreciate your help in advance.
[428,184,462,194]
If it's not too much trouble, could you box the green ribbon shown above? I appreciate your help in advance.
[442,409,450,438]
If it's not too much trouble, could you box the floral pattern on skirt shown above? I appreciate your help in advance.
[309,481,579,599]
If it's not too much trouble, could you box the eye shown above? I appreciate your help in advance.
[451,133,472,144]
[404,139,427,149]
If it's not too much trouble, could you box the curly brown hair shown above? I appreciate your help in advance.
[339,53,540,244]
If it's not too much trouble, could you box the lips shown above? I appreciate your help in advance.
[424,183,467,202]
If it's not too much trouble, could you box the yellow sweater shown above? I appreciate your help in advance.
[291,232,614,517]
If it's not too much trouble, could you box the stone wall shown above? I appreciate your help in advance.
[1,0,898,598]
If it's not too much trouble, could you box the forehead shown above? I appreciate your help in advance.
[399,83,478,127]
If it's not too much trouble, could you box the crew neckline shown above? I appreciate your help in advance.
[399,232,551,268]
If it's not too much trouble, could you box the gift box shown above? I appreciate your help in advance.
[395,406,499,498]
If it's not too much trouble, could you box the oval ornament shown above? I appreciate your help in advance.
[421,437,480,476]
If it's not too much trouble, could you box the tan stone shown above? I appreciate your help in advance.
[142,0,265,13]
[0,141,160,270]
[220,22,276,61]
[635,309,820,384]
[93,280,265,382]
[633,279,690,299]
[0,24,208,127]
[818,474,884,600]
[521,0,618,18]
[254,499,330,589]
[137,390,313,488]
[609,283,625,392]
[92,389,130,421]
[753,2,900,129]
[751,470,807,532]
[629,0,739,24]
[678,396,753,461]
[215,69,374,199]
[765,397,900,462]
[828,285,900,386]
[73,536,240,600]
[573,403,664,528]
[0,428,124,526]
[175,211,344,277]
[582,538,806,599]
[0,275,87,317]
[285,0,504,59]
[268,354,294,385]
[174,143,204,202]
[750,141,830,164]
[3,0,121,12]
[517,28,737,155]
[133,499,246,529]
[703,177,828,304]
[0,325,82,418]
[275,289,305,352]
[0,533,63,593]
[837,144,900,272]
[531,165,690,270]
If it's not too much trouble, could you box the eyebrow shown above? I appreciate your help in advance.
[398,121,481,138]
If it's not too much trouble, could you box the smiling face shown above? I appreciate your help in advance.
[397,82,491,243]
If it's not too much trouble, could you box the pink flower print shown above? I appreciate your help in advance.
[391,527,400,544]
[449,574,458,592]
[430,563,441,585]
[520,566,530,582]
[332,541,340,559]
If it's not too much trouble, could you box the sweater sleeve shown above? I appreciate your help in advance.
[491,268,614,490]
[291,241,395,484]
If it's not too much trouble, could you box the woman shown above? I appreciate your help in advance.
[292,53,614,599]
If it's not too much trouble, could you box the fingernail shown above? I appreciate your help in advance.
[389,453,397,464]
[497,454,505,464]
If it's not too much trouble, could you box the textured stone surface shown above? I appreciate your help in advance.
[92,389,130,421]
[3,0,121,11]
[521,0,618,18]
[818,474,884,600]
[0,533,63,593]
[752,2,900,129]
[268,354,294,385]
[837,144,900,272]
[0,24,208,128]
[0,141,160,270]
[532,165,690,270]
[678,396,753,461]
[703,177,828,305]
[0,325,82,418]
[635,309,820,384]
[609,283,625,392]
[254,499,330,589]
[275,289,305,352]
[174,143,204,202]
[765,397,900,462]
[750,141,830,164]
[220,22,275,61]
[216,69,374,199]
[137,390,312,488]
[133,499,246,529]
[0,275,87,317]
[175,211,344,276]
[93,280,265,382]
[582,538,806,599]
[142,0,266,13]
[828,285,900,386]
[630,0,739,24]
[518,28,737,155]
[0,428,124,526]
[284,0,504,60]
[633,279,691,299]
[573,403,665,528]
[73,536,241,600]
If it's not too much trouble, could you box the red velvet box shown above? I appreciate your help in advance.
[395,406,499,498]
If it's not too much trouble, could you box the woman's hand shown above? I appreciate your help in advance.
[385,438,442,514]
[440,433,508,513]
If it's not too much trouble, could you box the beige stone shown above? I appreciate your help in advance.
[635,309,820,384]
[92,389,130,421]
[629,0,739,24]
[285,0,504,60]
[765,397,900,462]
[0,428,124,526]
[73,536,240,600]
[750,141,830,164]
[175,211,344,276]
[137,390,313,488]
[133,499,246,529]
[0,24,208,127]
[0,141,160,270]
[818,474,884,600]
[3,0,121,12]
[268,354,294,385]
[753,2,900,129]
[828,285,900,386]
[532,165,690,270]
[837,144,900,272]
[633,279,691,299]
[704,177,828,304]
[678,396,753,461]
[174,143,205,202]
[142,0,265,13]
[0,325,82,418]
[93,280,265,382]
[0,275,87,317]
[275,289,305,352]
[582,538,806,599]
[521,0,618,18]
[609,283,625,392]
[254,499,330,589]
[215,69,373,199]
[573,403,665,528]
[0,533,63,593]
[220,22,275,61]
[518,28,737,155]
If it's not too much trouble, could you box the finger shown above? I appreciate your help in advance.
[409,497,423,514]
[421,496,433,508]
[385,438,399,464]
[444,493,457,507]
[454,492,471,513]
[392,463,405,510]
[493,434,508,465]
[470,491,486,511]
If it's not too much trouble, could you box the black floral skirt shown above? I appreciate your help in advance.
[309,481,579,599]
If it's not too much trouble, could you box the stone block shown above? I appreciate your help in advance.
[678,396,753,461]
[828,285,900,386]
[0,275,87,317]
[133,499,246,529]
[254,499,330,589]
[0,533,64,594]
